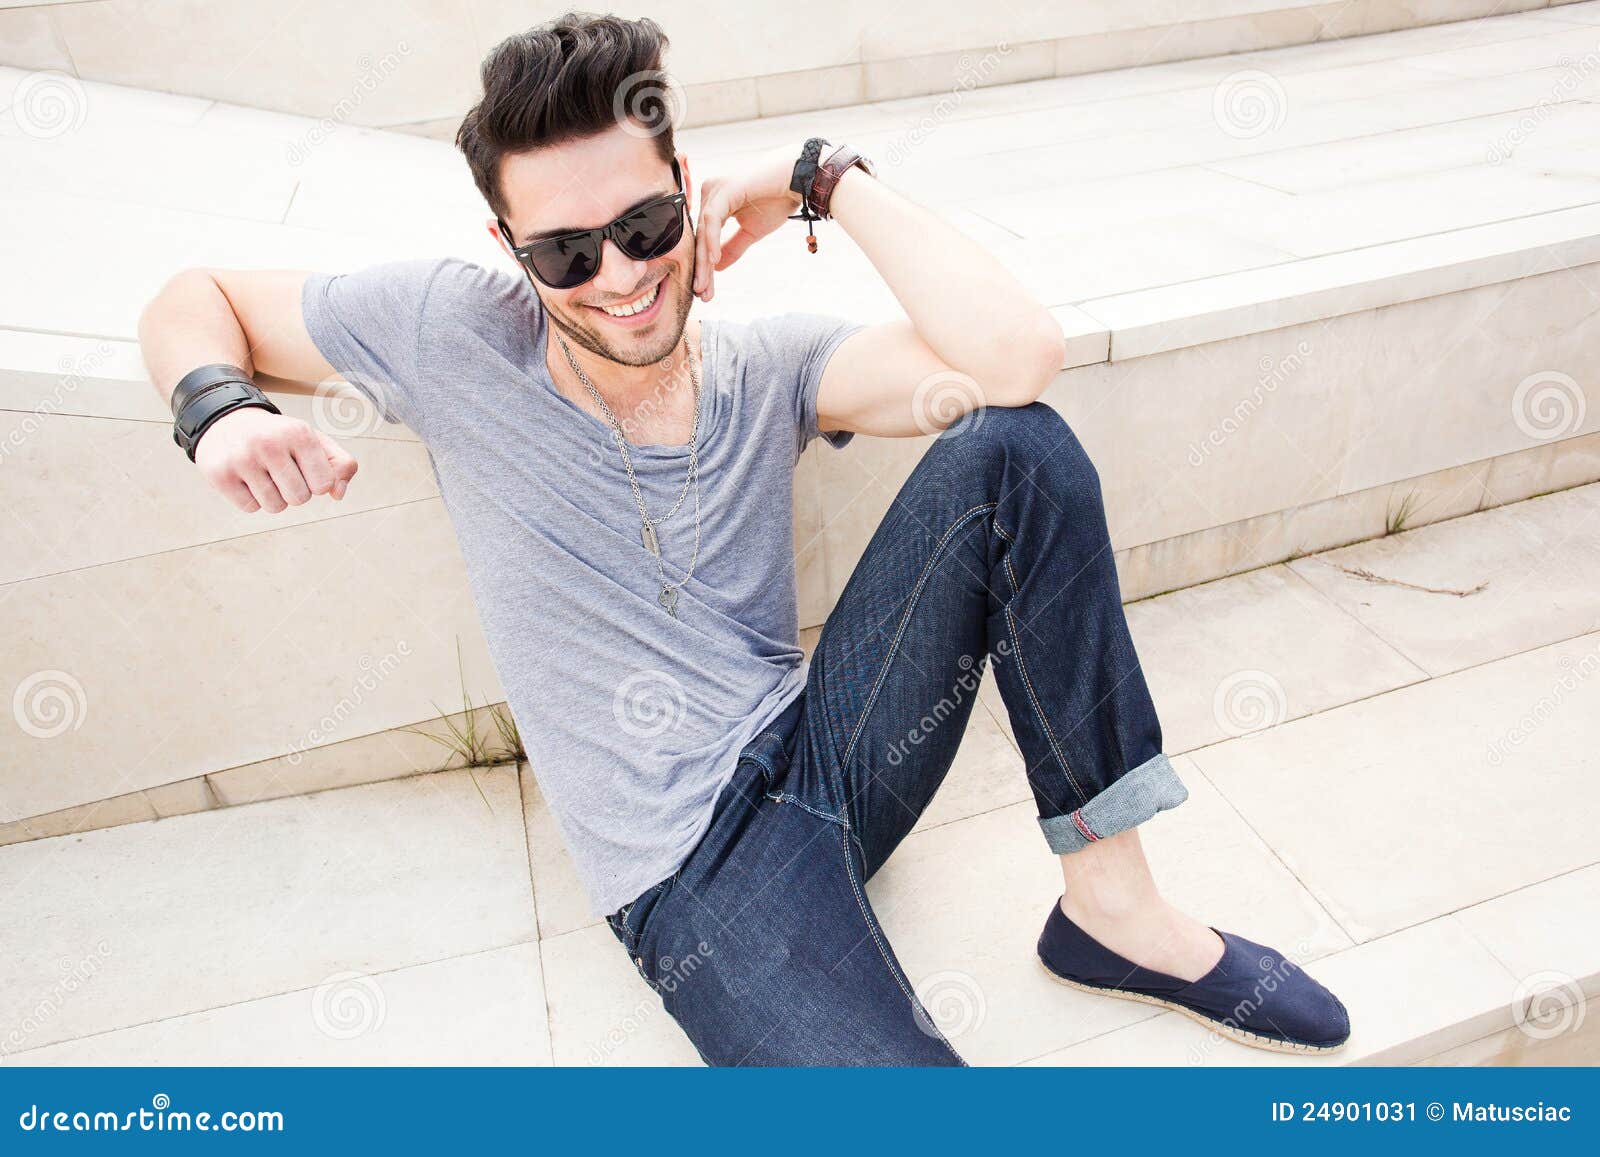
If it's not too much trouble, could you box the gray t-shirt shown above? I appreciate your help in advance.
[302,258,863,915]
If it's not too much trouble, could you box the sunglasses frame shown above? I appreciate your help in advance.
[498,158,688,290]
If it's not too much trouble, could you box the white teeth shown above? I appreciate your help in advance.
[599,280,659,318]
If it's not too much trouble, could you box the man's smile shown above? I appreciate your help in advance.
[586,272,667,328]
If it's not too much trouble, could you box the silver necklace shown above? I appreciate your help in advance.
[555,330,702,618]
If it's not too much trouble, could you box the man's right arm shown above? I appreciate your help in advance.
[138,268,359,514]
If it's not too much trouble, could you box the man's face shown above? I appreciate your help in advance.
[495,124,695,368]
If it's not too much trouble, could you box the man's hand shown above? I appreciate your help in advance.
[194,407,359,514]
[692,143,806,303]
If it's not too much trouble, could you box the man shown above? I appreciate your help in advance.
[138,13,1349,1065]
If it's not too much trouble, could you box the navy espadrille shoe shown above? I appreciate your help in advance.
[1038,898,1350,1054]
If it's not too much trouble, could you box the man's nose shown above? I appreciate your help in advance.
[589,238,649,299]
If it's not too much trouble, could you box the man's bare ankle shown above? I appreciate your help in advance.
[1060,882,1163,922]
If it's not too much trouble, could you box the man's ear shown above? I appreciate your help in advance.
[677,152,693,215]
[487,217,543,299]
[486,217,516,262]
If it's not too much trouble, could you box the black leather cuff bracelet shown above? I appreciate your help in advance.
[171,364,280,461]
[171,362,254,415]
[788,137,831,252]
[789,137,830,208]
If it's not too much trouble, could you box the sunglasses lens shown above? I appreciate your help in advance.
[519,195,682,289]
[616,198,684,262]
[527,236,600,290]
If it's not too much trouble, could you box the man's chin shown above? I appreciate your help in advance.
[566,281,691,367]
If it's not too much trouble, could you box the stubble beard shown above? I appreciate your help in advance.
[546,260,695,370]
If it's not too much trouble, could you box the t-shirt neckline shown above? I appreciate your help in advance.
[534,311,716,461]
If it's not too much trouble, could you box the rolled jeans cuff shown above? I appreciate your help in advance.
[1036,752,1188,855]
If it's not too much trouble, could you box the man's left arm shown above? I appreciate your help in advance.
[816,163,1066,437]
[692,142,1067,439]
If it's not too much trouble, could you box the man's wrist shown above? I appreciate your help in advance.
[170,363,281,461]
[805,143,875,220]
[824,163,868,214]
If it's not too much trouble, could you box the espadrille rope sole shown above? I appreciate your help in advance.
[1036,955,1348,1055]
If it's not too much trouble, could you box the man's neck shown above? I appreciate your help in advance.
[549,316,694,389]
[548,319,703,443]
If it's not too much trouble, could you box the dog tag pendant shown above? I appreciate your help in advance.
[642,523,659,556]
[658,586,678,617]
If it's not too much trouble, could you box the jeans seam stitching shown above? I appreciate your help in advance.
[839,823,965,1065]
[741,750,780,785]
[838,502,997,773]
[1001,552,1090,808]
[766,790,848,827]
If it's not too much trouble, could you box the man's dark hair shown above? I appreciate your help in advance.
[456,11,678,219]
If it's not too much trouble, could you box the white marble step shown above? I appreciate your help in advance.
[4,9,1599,1065]
[0,764,537,1062]
[4,486,1595,1065]
[5,7,1600,356]
[16,944,552,1066]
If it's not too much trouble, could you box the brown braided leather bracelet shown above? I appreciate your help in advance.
[806,143,875,220]
[788,140,877,251]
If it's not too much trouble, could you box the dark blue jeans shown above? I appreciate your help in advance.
[605,403,1189,1065]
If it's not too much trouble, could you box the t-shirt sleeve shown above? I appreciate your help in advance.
[774,311,867,454]
[300,257,456,430]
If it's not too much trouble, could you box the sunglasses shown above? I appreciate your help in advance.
[498,158,689,290]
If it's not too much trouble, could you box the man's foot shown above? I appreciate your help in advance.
[1037,897,1351,1054]
[1058,890,1224,983]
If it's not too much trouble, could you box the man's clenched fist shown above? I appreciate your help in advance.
[194,407,359,513]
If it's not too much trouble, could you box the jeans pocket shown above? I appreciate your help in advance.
[740,694,803,790]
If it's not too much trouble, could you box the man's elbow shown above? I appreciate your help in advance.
[140,268,214,330]
[985,316,1065,408]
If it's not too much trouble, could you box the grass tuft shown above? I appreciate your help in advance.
[400,637,526,770]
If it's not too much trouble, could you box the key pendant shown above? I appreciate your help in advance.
[658,586,678,617]
[641,522,660,556]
